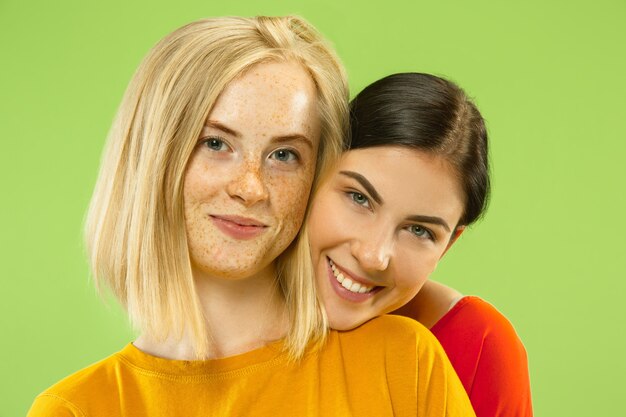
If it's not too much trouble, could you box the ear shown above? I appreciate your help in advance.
[440,226,465,258]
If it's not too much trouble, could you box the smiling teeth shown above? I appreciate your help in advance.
[329,260,374,294]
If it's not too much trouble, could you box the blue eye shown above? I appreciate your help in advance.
[270,149,298,162]
[349,191,370,207]
[408,225,434,240]
[204,137,229,152]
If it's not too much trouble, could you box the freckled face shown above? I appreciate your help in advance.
[184,61,321,280]
[308,147,465,330]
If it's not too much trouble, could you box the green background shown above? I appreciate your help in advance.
[2,0,625,415]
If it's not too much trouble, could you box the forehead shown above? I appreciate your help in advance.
[208,60,320,139]
[339,146,465,220]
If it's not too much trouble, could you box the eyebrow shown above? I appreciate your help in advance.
[206,120,240,137]
[339,170,383,205]
[205,121,313,149]
[272,134,313,150]
[406,215,451,232]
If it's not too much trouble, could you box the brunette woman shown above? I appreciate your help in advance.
[309,73,532,417]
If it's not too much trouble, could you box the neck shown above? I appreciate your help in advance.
[135,263,289,360]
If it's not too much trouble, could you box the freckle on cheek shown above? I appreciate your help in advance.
[182,61,320,278]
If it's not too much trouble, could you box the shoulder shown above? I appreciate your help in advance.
[454,296,513,326]
[432,296,529,367]
[28,392,87,417]
[360,313,428,332]
[354,317,476,416]
[28,349,126,416]
[332,315,454,373]
[39,351,124,398]
[434,297,533,416]
[439,296,530,373]
[340,314,439,348]
[328,315,474,415]
[435,296,526,352]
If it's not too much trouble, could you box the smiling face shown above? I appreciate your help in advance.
[308,146,465,330]
[184,60,321,280]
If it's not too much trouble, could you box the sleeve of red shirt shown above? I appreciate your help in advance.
[397,296,533,417]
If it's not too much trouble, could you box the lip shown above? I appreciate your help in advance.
[326,257,381,303]
[210,215,268,240]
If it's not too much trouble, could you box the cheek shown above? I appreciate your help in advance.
[307,190,345,252]
[182,158,202,202]
[270,172,314,238]
[183,176,206,207]
[395,250,441,291]
[182,172,204,221]
[183,153,225,204]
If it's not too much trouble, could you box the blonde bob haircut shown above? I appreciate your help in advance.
[85,16,349,359]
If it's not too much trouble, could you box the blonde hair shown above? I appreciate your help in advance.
[85,16,348,359]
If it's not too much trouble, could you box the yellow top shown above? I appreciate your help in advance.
[28,316,475,417]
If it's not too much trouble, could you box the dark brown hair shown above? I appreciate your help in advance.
[348,72,490,226]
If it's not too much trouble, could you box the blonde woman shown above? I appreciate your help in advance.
[28,17,474,416]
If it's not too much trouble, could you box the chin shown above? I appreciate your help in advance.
[328,314,372,331]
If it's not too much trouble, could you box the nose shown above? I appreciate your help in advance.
[226,162,269,206]
[350,227,393,271]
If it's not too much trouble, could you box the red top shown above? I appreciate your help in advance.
[402,296,533,417]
